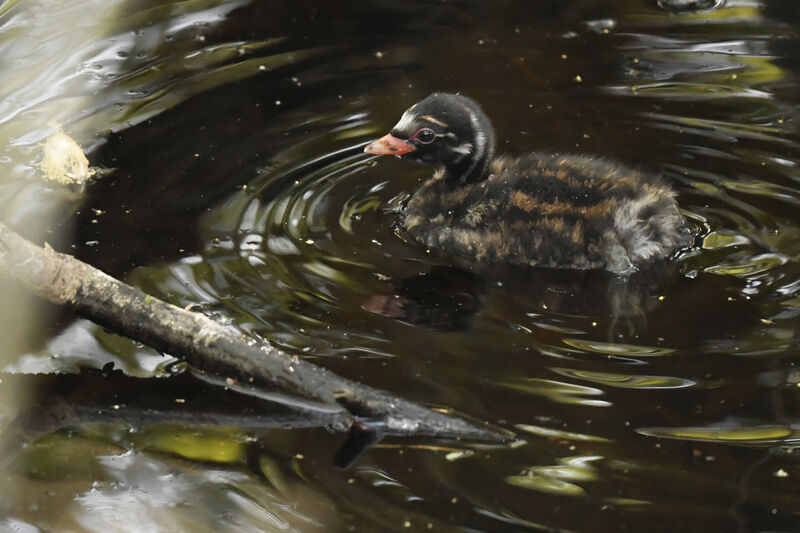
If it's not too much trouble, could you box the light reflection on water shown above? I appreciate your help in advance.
[4,0,800,531]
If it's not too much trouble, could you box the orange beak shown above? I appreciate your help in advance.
[364,134,416,156]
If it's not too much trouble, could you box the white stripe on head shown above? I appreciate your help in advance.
[420,115,448,127]
[458,108,486,180]
[469,110,486,158]
[394,109,416,132]
[475,130,487,154]
[453,143,473,156]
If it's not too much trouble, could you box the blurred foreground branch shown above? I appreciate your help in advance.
[0,222,512,444]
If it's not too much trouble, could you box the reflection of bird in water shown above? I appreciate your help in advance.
[363,264,755,347]
[363,265,663,336]
[365,93,691,275]
[362,267,483,331]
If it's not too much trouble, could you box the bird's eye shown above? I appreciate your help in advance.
[413,128,436,144]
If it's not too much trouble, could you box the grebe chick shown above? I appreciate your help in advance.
[364,93,691,275]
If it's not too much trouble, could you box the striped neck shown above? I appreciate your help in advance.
[444,149,492,185]
[444,111,495,185]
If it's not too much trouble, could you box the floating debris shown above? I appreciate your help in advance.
[657,0,722,13]
[585,19,616,34]
[40,123,95,184]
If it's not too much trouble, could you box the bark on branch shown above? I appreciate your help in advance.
[0,222,512,443]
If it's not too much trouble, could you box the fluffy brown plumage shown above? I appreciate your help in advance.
[365,93,691,274]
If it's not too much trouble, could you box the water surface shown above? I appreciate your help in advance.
[3,1,800,532]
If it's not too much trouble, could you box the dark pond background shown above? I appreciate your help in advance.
[2,0,800,531]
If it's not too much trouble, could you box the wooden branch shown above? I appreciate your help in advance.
[0,223,512,443]
[2,370,346,441]
[0,370,357,469]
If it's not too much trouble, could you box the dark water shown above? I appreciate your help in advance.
[3,0,800,531]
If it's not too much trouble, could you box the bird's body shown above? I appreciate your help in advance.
[365,93,690,274]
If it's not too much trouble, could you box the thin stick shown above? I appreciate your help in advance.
[0,223,511,443]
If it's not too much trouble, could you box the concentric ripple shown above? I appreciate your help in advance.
[20,1,800,531]
[179,114,433,358]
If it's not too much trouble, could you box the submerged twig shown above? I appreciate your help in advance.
[2,370,347,439]
[0,222,512,444]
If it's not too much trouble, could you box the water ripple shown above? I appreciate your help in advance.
[551,368,696,390]
[637,422,800,445]
[562,339,676,357]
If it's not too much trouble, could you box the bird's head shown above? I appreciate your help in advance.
[364,93,495,171]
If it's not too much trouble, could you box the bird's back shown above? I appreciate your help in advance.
[404,152,690,274]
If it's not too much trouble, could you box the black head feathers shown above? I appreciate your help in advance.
[365,93,496,183]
